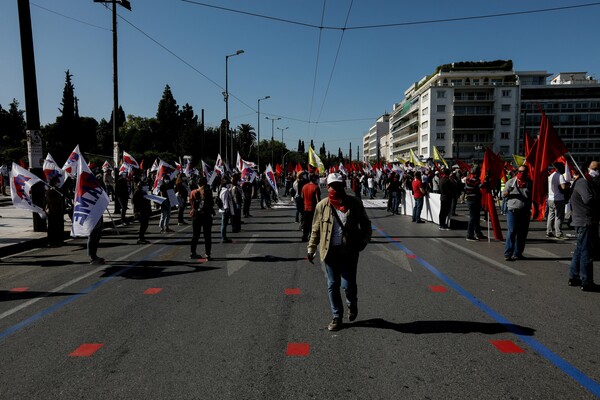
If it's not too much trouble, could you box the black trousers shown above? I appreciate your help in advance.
[191,213,213,256]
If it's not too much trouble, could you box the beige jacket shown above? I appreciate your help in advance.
[307,195,372,262]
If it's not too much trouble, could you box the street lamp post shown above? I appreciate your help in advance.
[224,49,244,166]
[277,126,289,170]
[257,96,270,171]
[265,116,281,167]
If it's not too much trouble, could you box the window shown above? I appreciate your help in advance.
[501,132,510,139]
[421,147,428,155]
[421,121,429,129]
[437,90,446,98]
[451,79,462,86]
[422,107,429,116]
[437,105,446,112]
[492,79,503,85]
[500,146,510,154]
[436,119,446,127]
[421,134,428,142]
[437,146,445,153]
[502,90,511,97]
[422,93,429,102]
[501,104,511,112]
[472,79,480,86]
[501,118,511,125]
[436,132,445,140]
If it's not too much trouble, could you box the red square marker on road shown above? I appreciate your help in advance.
[144,288,163,295]
[69,343,104,357]
[9,287,29,293]
[286,343,310,357]
[429,285,448,293]
[406,254,417,259]
[490,340,525,353]
[285,288,301,295]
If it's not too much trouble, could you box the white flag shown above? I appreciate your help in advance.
[265,164,278,193]
[43,153,65,188]
[10,163,46,218]
[71,154,110,237]
[62,145,81,179]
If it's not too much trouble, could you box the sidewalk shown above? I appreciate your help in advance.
[0,195,137,258]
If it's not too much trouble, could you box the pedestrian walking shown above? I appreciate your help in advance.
[132,181,151,244]
[115,172,129,224]
[175,174,189,226]
[307,173,372,331]
[219,176,234,243]
[88,217,104,264]
[190,177,214,259]
[301,174,321,242]
[568,162,598,291]
[159,176,173,233]
[438,168,455,230]
[502,165,532,260]
[546,162,569,239]
[464,167,487,240]
[230,173,243,233]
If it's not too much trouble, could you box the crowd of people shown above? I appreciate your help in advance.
[2,156,598,330]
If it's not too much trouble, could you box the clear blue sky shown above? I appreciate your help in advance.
[2,1,599,158]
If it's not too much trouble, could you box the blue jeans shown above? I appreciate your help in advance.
[220,210,231,239]
[504,208,530,257]
[324,247,359,319]
[159,201,171,230]
[412,197,424,222]
[569,225,595,285]
[466,199,483,238]
[391,192,400,214]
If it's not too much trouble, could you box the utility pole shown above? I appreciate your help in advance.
[17,0,44,231]
[93,0,132,170]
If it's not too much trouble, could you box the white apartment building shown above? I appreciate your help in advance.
[388,60,519,163]
[362,114,389,164]
[365,61,600,166]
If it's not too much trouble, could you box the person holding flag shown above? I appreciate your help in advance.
[71,153,110,264]
[44,176,65,247]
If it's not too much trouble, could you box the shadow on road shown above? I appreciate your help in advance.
[348,318,536,335]
[0,290,79,302]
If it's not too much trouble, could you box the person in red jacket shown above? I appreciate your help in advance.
[301,174,321,242]
[412,171,426,223]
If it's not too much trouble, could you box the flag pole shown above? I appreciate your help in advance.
[566,153,585,177]
[105,208,121,236]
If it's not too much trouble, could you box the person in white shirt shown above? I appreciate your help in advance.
[546,162,570,239]
[219,176,235,243]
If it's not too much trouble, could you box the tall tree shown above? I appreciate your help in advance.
[236,123,256,159]
[0,100,27,161]
[156,84,181,154]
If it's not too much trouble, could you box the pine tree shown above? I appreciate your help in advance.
[156,84,181,154]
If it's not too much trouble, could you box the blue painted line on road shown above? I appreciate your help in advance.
[374,224,600,398]
[0,246,166,342]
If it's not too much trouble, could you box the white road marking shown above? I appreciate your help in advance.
[227,234,258,276]
[432,238,526,276]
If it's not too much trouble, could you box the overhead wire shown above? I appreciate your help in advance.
[307,0,328,132]
[180,1,600,31]
[313,0,354,135]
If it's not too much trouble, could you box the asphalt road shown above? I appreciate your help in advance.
[0,194,599,399]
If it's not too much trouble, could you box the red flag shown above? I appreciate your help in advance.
[295,163,303,173]
[524,132,535,158]
[287,162,294,174]
[275,164,283,175]
[525,112,569,221]
[18,159,27,168]
[454,159,471,172]
[479,148,506,184]
[139,159,145,170]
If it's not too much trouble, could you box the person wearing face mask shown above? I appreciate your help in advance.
[307,173,372,331]
[132,181,152,244]
[568,161,598,291]
[502,165,533,261]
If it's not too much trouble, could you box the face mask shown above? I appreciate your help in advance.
[517,172,526,179]
[589,169,599,178]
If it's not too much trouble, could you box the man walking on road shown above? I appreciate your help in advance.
[307,173,372,331]
[190,177,214,259]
